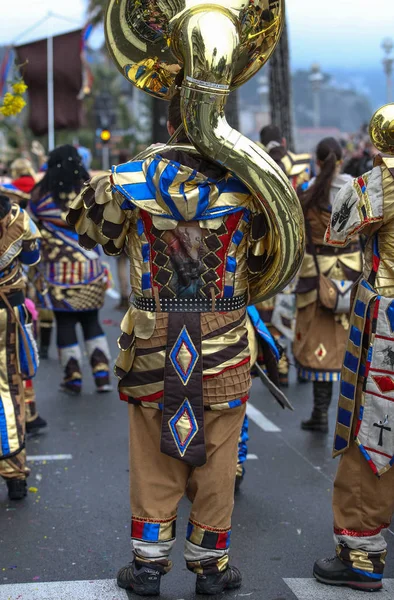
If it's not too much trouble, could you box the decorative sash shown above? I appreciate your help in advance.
[161,312,206,466]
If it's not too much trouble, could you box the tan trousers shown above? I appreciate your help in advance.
[128,403,246,573]
[333,440,394,552]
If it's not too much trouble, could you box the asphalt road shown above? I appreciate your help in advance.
[1,291,393,600]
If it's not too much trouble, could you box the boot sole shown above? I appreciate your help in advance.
[117,579,160,596]
[301,425,328,433]
[314,572,382,591]
[196,581,242,595]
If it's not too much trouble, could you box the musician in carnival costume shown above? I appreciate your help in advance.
[29,145,111,395]
[294,138,362,433]
[313,106,394,592]
[68,0,304,594]
[0,193,41,500]
[256,125,313,387]
[0,177,48,435]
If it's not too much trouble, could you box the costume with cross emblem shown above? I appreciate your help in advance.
[313,104,394,592]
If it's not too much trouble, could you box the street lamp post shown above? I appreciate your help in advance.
[257,72,270,127]
[309,63,324,129]
[382,38,394,104]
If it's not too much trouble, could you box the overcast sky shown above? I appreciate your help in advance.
[1,0,393,71]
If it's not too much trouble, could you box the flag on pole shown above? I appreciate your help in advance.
[15,29,85,136]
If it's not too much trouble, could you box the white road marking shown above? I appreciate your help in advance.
[246,453,258,460]
[0,579,127,600]
[247,402,281,432]
[284,578,394,598]
[27,454,73,461]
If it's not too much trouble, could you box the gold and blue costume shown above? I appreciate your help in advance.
[0,204,40,481]
[322,155,394,580]
[30,192,111,393]
[68,150,270,574]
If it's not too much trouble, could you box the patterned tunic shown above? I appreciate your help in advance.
[0,204,41,461]
[327,156,394,476]
[68,153,268,412]
[29,193,106,312]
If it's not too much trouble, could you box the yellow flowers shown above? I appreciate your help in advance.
[12,81,28,95]
[0,79,28,117]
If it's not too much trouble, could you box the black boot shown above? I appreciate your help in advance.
[39,345,49,360]
[196,566,242,595]
[314,556,383,591]
[117,561,162,596]
[6,478,27,501]
[26,414,48,435]
[301,381,332,433]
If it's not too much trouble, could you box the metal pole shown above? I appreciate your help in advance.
[313,88,320,129]
[102,145,110,171]
[47,34,55,150]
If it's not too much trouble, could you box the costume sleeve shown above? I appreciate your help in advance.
[325,164,384,247]
[247,212,270,273]
[67,172,131,256]
[20,210,41,266]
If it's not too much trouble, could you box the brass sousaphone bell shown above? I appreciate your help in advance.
[105,0,305,302]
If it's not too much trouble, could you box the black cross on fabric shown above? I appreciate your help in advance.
[374,416,391,447]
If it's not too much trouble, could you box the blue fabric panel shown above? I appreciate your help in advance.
[337,407,352,428]
[19,248,40,265]
[114,161,144,174]
[228,398,242,409]
[141,272,151,291]
[349,326,361,347]
[142,522,160,542]
[120,182,154,201]
[223,285,234,298]
[186,522,194,540]
[0,397,10,455]
[247,306,280,360]
[137,219,144,236]
[233,230,244,246]
[344,351,358,373]
[226,256,236,273]
[197,182,211,218]
[341,380,355,400]
[142,243,150,263]
[334,435,348,452]
[354,300,366,317]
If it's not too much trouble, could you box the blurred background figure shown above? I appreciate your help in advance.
[294,137,362,433]
[255,125,313,387]
[0,193,43,500]
[29,145,112,396]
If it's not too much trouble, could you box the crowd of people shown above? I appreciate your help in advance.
[0,87,393,595]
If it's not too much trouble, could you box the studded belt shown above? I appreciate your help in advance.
[134,293,247,313]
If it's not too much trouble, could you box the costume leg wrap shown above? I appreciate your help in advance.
[131,516,176,573]
[185,520,231,574]
[335,543,386,581]
[59,344,82,392]
[332,440,394,580]
[0,449,29,480]
[85,335,111,388]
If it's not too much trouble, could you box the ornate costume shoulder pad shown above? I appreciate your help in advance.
[325,159,386,247]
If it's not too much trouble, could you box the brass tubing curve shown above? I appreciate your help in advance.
[177,8,304,301]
